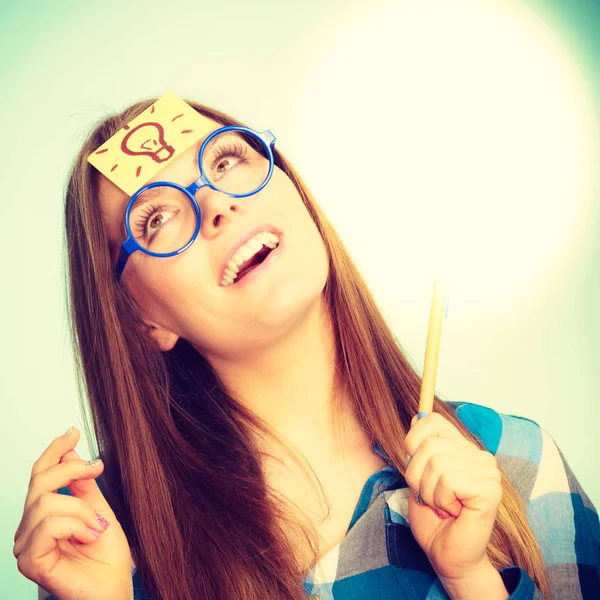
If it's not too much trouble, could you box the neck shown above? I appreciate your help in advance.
[203,296,365,465]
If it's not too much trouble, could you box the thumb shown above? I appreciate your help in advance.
[61,448,116,520]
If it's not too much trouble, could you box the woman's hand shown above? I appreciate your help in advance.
[404,412,503,587]
[13,427,134,600]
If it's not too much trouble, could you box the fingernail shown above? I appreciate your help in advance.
[414,491,424,505]
[95,514,110,529]
[64,426,73,437]
[433,509,450,519]
[405,454,412,468]
[87,527,102,538]
[85,459,101,467]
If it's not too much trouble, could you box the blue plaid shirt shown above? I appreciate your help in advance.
[49,401,600,599]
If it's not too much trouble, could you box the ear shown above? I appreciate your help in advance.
[145,323,179,352]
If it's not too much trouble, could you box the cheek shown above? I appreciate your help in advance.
[268,169,301,204]
[269,173,328,265]
[126,268,171,317]
[125,254,205,321]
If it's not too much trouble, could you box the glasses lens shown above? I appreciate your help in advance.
[202,130,270,195]
[128,186,197,254]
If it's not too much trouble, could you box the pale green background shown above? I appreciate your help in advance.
[2,0,599,597]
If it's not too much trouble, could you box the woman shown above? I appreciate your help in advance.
[13,95,599,600]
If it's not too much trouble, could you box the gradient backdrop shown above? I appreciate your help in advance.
[2,0,599,597]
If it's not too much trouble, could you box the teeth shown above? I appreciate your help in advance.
[232,255,244,268]
[239,244,257,261]
[221,231,280,286]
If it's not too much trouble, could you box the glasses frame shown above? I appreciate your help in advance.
[114,125,276,280]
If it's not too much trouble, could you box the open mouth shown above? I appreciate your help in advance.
[233,245,273,284]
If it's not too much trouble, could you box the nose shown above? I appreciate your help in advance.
[192,183,247,231]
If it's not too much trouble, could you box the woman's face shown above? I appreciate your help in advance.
[98,118,329,360]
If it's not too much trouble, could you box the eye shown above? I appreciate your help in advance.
[133,203,179,243]
[208,143,248,180]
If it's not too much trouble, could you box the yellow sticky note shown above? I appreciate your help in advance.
[87,91,215,196]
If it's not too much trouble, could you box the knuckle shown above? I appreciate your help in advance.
[13,536,27,561]
[39,514,53,531]
[16,552,34,579]
[36,492,52,511]
[428,454,444,473]
[439,471,452,489]
[421,438,436,453]
[29,498,43,519]
[16,553,27,575]
[28,474,39,496]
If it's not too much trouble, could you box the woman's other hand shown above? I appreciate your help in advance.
[13,427,134,600]
[404,412,503,587]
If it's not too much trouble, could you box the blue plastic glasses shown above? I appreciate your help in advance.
[114,125,276,280]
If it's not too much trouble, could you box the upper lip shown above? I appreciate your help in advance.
[219,223,282,284]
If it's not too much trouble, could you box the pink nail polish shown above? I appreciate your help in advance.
[433,509,450,519]
[87,527,101,537]
[96,514,110,529]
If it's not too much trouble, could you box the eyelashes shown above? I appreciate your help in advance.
[133,202,164,242]
[207,142,248,172]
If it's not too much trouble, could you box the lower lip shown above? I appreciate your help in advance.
[228,235,283,289]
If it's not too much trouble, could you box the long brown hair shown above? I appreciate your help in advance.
[64,96,551,599]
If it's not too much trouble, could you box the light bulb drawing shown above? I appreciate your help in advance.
[87,91,208,194]
[121,122,175,164]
